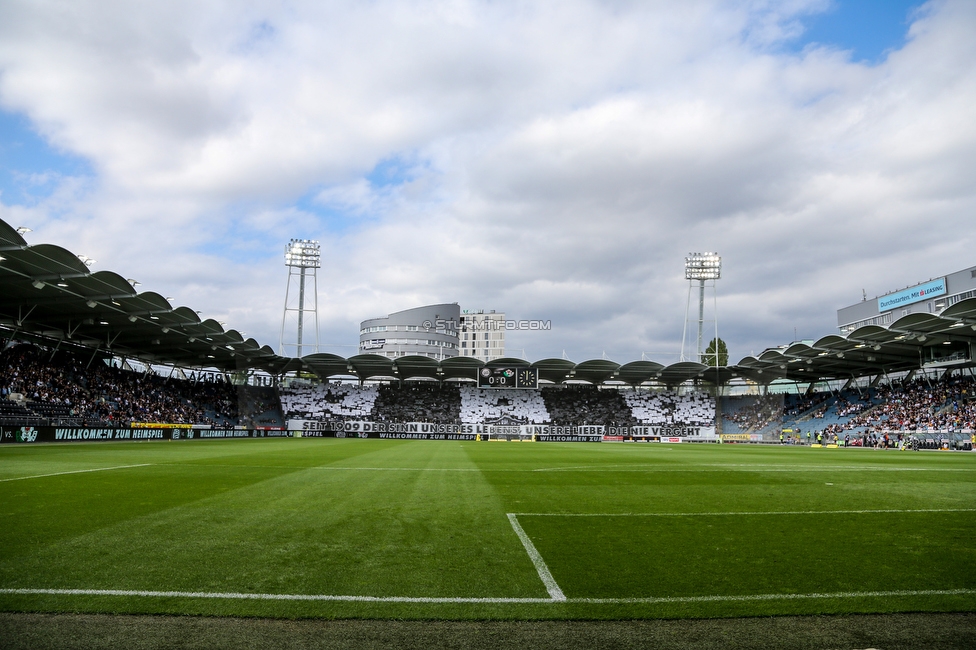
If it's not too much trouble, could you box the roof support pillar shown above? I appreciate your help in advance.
[85,344,100,369]
[48,337,64,361]
[16,304,37,327]
[2,324,21,349]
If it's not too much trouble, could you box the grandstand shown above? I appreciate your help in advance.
[2,334,975,451]
[3,335,976,447]
[0,216,974,447]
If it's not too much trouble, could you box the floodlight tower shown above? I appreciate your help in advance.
[278,239,321,358]
[680,252,721,364]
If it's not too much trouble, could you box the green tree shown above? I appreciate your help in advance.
[702,337,728,367]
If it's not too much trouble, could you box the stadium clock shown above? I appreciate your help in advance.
[516,368,539,389]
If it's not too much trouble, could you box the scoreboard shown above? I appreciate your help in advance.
[478,367,538,389]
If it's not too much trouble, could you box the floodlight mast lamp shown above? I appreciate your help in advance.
[279,239,321,358]
[681,252,721,364]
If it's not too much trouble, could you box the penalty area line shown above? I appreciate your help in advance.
[0,463,152,483]
[510,508,976,517]
[1,587,972,605]
[506,514,566,601]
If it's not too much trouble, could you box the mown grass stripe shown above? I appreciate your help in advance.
[0,588,554,603]
[1,588,972,604]
[0,464,152,483]
[532,466,975,473]
[506,514,566,601]
[574,588,976,604]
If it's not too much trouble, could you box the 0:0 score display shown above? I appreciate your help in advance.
[478,367,539,388]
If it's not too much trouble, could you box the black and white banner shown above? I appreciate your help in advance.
[287,420,716,442]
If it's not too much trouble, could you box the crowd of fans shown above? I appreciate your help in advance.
[279,383,377,421]
[1,342,276,427]
[723,394,784,432]
[837,376,976,434]
[723,376,975,440]
[374,383,460,423]
[622,390,714,426]
[279,383,707,427]
[459,386,549,424]
[784,393,831,417]
[834,395,870,418]
[541,386,636,427]
[805,395,869,420]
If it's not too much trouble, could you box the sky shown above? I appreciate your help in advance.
[1,0,973,366]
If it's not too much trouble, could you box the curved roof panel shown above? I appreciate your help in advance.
[302,353,355,380]
[615,360,666,385]
[532,358,576,384]
[658,362,709,386]
[486,357,532,368]
[941,297,976,321]
[440,356,484,381]
[0,220,28,250]
[571,359,620,384]
[390,355,438,381]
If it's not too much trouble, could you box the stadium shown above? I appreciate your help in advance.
[1,216,974,647]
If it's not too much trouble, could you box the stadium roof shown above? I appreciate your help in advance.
[733,300,976,385]
[0,218,292,373]
[2,217,975,385]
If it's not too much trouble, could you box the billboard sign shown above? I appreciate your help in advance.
[878,277,946,312]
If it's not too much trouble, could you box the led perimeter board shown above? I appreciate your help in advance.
[478,367,538,388]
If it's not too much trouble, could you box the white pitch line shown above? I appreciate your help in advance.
[0,587,972,605]
[511,508,976,517]
[0,463,152,483]
[152,462,973,473]
[532,466,974,472]
[313,467,483,472]
[506,514,566,601]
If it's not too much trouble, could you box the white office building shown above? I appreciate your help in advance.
[359,303,460,360]
[459,310,506,362]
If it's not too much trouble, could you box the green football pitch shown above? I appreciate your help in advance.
[1,438,973,620]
